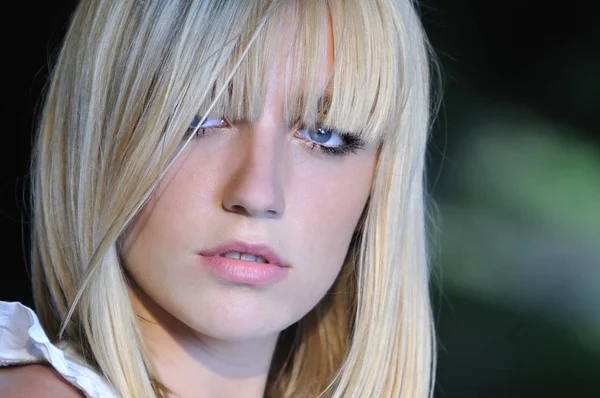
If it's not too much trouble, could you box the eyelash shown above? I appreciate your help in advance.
[186,116,227,138]
[294,126,364,156]
[186,116,365,157]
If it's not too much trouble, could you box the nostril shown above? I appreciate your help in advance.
[222,202,282,219]
[229,204,251,216]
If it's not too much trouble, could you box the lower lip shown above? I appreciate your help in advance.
[200,255,289,285]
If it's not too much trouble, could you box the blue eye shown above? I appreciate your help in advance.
[295,126,364,156]
[189,115,202,129]
[189,116,228,130]
[297,126,344,147]
[187,115,229,137]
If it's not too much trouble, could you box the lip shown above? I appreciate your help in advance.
[200,240,290,267]
[198,240,290,285]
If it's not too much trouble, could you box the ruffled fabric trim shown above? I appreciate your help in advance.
[0,301,117,397]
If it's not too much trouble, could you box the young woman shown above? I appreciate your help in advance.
[0,0,437,396]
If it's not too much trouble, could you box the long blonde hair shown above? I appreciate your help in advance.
[31,0,437,396]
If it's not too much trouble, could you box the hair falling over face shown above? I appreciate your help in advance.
[30,0,438,396]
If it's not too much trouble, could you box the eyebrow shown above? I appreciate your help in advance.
[293,93,332,122]
[317,94,332,118]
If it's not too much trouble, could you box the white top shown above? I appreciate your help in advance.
[0,300,117,397]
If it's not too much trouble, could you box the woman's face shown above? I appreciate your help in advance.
[121,17,378,341]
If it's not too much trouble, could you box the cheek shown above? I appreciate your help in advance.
[280,156,374,316]
[292,156,374,267]
[123,150,220,245]
[118,165,208,281]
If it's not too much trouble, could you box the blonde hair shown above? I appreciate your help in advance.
[31,0,437,396]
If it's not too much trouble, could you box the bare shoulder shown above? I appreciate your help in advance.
[0,363,85,397]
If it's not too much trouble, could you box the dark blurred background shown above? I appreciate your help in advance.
[1,1,598,397]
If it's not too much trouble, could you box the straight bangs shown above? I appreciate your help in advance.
[194,0,406,146]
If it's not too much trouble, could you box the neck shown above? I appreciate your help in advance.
[128,286,278,398]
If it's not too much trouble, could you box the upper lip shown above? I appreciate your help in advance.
[199,240,290,267]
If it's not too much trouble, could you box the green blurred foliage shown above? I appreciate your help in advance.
[421,0,600,396]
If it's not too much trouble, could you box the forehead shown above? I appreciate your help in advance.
[187,0,404,144]
[262,5,335,112]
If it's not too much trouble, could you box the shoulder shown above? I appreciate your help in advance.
[0,363,85,397]
[0,301,117,397]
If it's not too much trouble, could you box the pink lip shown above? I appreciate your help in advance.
[199,240,290,285]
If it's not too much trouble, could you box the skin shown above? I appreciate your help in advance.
[0,364,85,397]
[120,11,378,398]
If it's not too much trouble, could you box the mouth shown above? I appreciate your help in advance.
[219,251,269,263]
[198,240,290,285]
[199,240,290,268]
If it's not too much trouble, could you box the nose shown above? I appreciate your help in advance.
[221,124,286,219]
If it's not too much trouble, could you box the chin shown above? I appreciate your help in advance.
[175,290,299,342]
